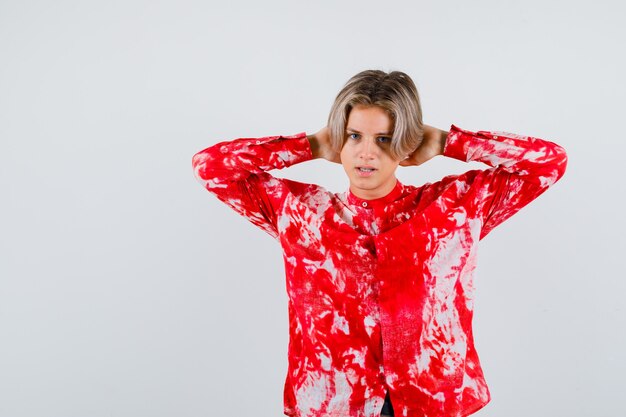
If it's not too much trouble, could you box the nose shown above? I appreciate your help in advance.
[358,137,378,160]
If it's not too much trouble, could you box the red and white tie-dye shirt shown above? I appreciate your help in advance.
[192,125,567,417]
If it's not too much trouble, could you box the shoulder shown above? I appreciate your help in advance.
[281,179,337,208]
[413,167,503,204]
[281,178,327,195]
[436,167,504,190]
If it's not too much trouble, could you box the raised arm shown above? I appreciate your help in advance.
[444,124,567,183]
[452,124,567,237]
[192,132,312,238]
[405,124,568,238]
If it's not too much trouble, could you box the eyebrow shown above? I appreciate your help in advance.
[346,128,392,136]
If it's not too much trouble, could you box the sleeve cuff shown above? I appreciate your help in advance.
[258,132,313,167]
[442,124,474,162]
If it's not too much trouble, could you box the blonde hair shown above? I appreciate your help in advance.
[327,70,423,160]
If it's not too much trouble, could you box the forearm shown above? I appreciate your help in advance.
[401,125,448,166]
[307,134,323,160]
[192,133,312,185]
[423,125,448,157]
[307,127,341,163]
[443,125,568,186]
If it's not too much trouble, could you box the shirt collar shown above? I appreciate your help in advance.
[346,180,404,210]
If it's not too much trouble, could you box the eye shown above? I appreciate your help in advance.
[376,136,391,144]
[347,133,360,140]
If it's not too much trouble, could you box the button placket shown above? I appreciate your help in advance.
[374,238,386,263]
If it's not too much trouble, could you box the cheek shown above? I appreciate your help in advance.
[339,147,349,170]
[381,159,400,174]
[339,145,349,162]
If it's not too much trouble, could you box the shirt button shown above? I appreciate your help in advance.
[362,202,368,208]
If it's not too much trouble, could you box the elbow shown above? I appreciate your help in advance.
[192,147,233,191]
[553,144,568,182]
[192,149,212,182]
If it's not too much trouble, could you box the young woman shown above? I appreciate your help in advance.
[192,70,567,417]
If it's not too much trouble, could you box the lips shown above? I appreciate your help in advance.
[356,166,377,177]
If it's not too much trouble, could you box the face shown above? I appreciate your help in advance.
[340,105,401,200]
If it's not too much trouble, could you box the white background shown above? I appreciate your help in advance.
[1,1,624,416]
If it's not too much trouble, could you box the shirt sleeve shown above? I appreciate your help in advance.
[442,124,568,239]
[191,132,313,239]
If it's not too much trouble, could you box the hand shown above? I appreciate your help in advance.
[399,125,448,167]
[308,127,341,164]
